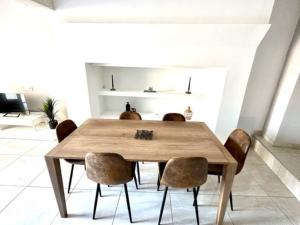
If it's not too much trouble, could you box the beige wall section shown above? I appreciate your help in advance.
[238,0,300,135]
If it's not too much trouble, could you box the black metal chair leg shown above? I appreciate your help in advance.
[124,183,133,223]
[67,164,74,193]
[193,186,200,206]
[157,174,161,191]
[158,186,168,225]
[133,174,139,189]
[229,191,233,211]
[136,162,141,185]
[99,184,102,197]
[218,175,220,183]
[193,188,200,225]
[93,184,100,220]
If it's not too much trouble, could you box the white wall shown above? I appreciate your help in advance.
[264,18,300,144]
[1,0,272,140]
[238,0,300,135]
[0,0,66,120]
[276,76,300,145]
[53,0,274,24]
[56,23,269,141]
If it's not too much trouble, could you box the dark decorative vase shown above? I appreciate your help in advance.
[126,102,131,112]
[49,120,58,129]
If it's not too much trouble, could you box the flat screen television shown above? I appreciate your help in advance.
[0,93,28,117]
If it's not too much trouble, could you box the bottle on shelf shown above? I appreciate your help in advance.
[126,102,131,112]
[184,106,193,120]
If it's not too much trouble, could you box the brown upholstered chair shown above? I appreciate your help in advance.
[85,153,135,222]
[157,113,186,191]
[162,113,186,122]
[119,111,142,188]
[197,129,251,211]
[56,119,85,193]
[158,157,208,225]
[119,111,142,120]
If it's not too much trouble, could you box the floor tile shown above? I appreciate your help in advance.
[0,186,24,212]
[0,139,40,155]
[272,197,300,225]
[251,165,294,197]
[0,155,45,186]
[113,190,172,225]
[74,171,122,192]
[25,141,56,156]
[171,193,233,225]
[273,152,300,181]
[0,187,58,225]
[0,155,19,171]
[30,160,84,194]
[227,196,293,225]
[232,173,268,197]
[52,189,120,225]
[0,138,9,146]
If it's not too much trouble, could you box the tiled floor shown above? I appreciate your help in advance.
[0,138,299,225]
[253,135,300,201]
[257,136,300,181]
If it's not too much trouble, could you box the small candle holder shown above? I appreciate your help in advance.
[185,76,192,94]
[110,74,116,91]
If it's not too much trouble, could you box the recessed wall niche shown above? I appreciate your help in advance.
[85,63,226,131]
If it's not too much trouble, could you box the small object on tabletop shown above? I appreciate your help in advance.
[144,87,157,93]
[185,76,192,94]
[184,106,193,120]
[110,74,116,91]
[135,130,153,140]
[126,102,131,112]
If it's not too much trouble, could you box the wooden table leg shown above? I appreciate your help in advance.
[216,163,237,225]
[45,156,67,217]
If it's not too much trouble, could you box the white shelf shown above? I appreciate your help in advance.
[98,111,201,121]
[98,111,162,120]
[96,89,202,98]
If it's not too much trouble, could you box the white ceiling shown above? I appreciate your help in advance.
[52,0,275,24]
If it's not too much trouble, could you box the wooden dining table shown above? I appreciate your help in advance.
[45,118,237,225]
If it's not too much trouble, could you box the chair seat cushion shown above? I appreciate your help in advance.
[207,164,223,175]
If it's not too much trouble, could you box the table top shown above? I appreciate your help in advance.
[46,119,236,165]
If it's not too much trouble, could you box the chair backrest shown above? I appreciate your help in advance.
[119,111,142,120]
[85,152,135,185]
[224,129,251,175]
[56,119,77,143]
[161,157,208,189]
[162,113,186,122]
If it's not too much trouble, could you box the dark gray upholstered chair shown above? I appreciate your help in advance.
[85,153,135,222]
[56,119,84,193]
[157,113,186,191]
[119,111,142,188]
[158,157,208,225]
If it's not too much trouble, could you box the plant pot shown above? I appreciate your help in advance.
[49,120,58,129]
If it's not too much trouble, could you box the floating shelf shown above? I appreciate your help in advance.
[99,111,162,120]
[96,89,203,98]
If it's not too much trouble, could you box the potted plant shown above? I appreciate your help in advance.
[42,97,58,129]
